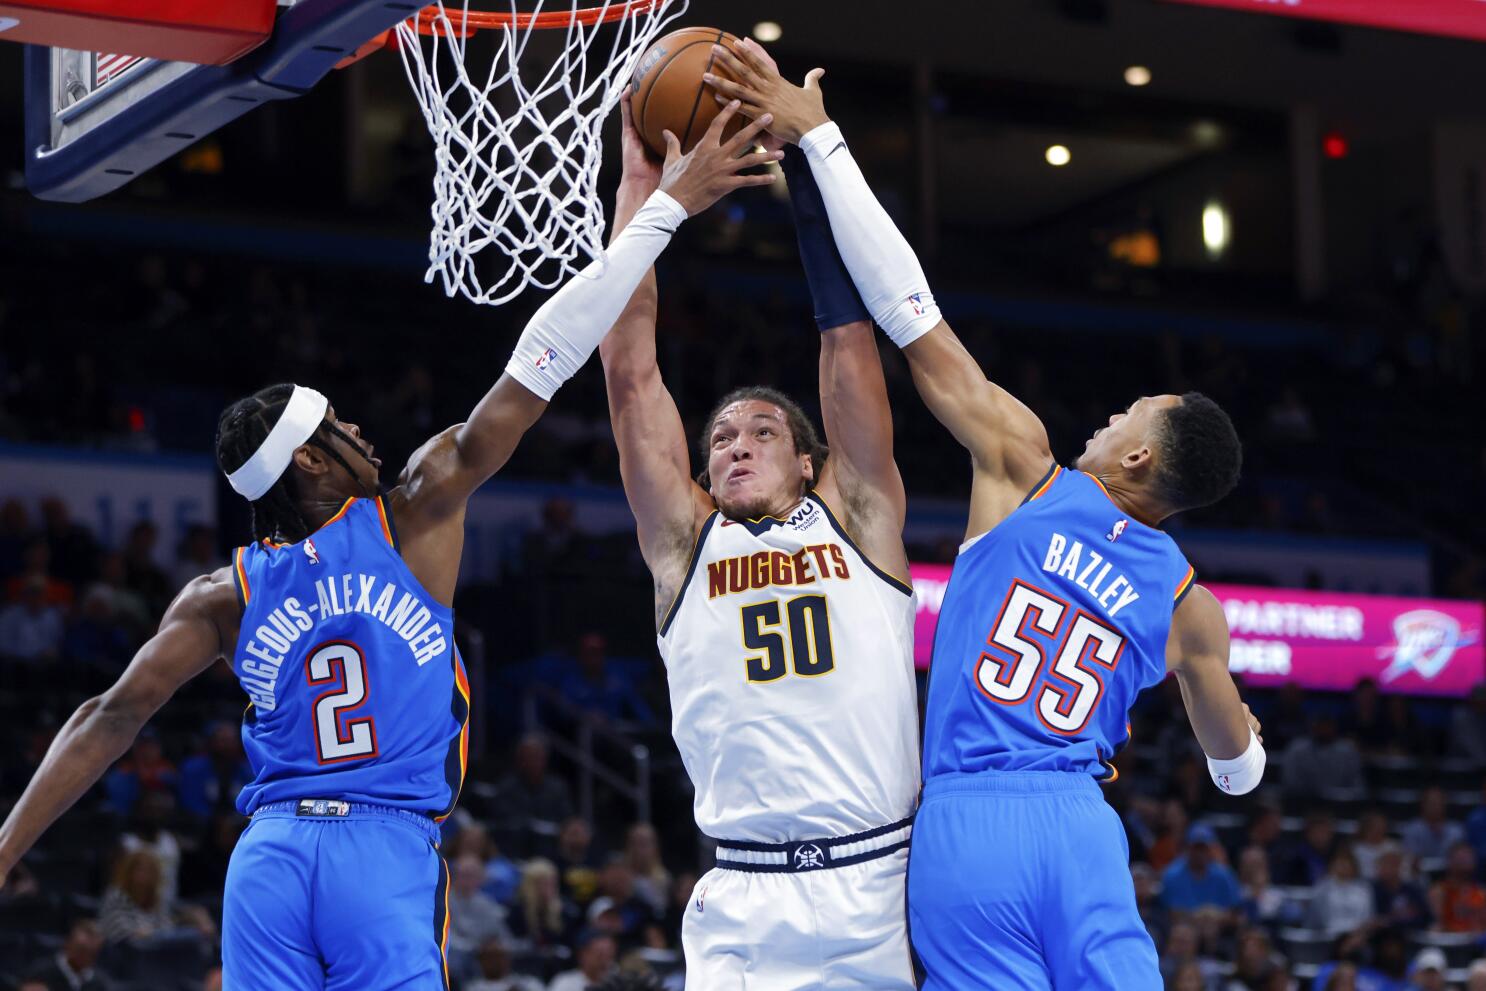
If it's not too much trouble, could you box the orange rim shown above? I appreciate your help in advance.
[413,0,663,36]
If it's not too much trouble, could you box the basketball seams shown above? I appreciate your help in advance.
[636,37,714,155]
[679,29,727,152]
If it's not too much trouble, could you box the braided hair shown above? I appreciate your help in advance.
[215,383,374,545]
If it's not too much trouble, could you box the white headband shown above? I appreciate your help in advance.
[226,385,329,501]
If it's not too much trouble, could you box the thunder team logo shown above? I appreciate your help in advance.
[1379,609,1479,683]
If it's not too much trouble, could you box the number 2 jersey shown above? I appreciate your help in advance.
[658,493,920,842]
[923,467,1195,781]
[228,496,470,817]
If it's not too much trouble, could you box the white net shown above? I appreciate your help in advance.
[395,0,688,306]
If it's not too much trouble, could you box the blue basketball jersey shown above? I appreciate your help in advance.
[228,496,470,818]
[922,466,1195,781]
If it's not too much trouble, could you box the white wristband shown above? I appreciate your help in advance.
[506,190,687,401]
[798,121,939,349]
[1207,730,1265,796]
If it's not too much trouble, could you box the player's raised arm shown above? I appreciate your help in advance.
[599,96,728,623]
[768,90,907,574]
[395,99,782,532]
[0,572,235,886]
[708,41,1055,527]
[1167,585,1266,795]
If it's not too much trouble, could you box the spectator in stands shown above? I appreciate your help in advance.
[62,586,135,670]
[1278,811,1338,887]
[1160,823,1241,914]
[591,855,659,948]
[169,524,220,595]
[1159,920,1221,988]
[39,496,99,586]
[91,552,152,638]
[99,848,213,947]
[0,497,32,578]
[176,721,252,819]
[1320,961,1359,991]
[23,917,108,991]
[179,812,246,903]
[1372,842,1431,931]
[1467,778,1486,867]
[448,854,514,971]
[121,520,171,617]
[492,734,575,857]
[1236,845,1287,929]
[1244,803,1286,868]
[1130,862,1168,947]
[6,539,74,607]
[0,575,65,662]
[1401,787,1465,864]
[1382,694,1436,757]
[119,791,183,909]
[1407,947,1447,991]
[1428,842,1486,933]
[1353,811,1393,880]
[1466,959,1486,991]
[1224,927,1285,991]
[1148,799,1189,873]
[1307,847,1373,938]
[465,936,544,991]
[1343,679,1384,745]
[661,871,696,947]
[622,823,670,916]
[103,731,177,816]
[1269,683,1311,746]
[557,633,655,727]
[548,931,617,991]
[555,817,601,907]
[1166,959,1204,991]
[510,858,574,950]
[520,497,584,576]
[1281,715,1364,799]
[1451,683,1486,766]
[448,821,523,906]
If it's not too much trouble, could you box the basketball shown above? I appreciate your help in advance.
[631,26,746,158]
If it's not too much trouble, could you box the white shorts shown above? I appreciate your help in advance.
[681,846,916,990]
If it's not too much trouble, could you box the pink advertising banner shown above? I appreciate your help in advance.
[1163,0,1486,44]
[909,566,1484,696]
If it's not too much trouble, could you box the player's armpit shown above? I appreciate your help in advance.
[0,571,232,881]
[1167,585,1251,761]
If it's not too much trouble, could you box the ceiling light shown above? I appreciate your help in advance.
[753,21,782,43]
[1045,144,1071,167]
[1203,202,1230,257]
[1124,65,1151,87]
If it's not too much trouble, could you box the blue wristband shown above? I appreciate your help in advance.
[781,145,871,332]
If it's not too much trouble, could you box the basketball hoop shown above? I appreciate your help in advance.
[393,0,688,306]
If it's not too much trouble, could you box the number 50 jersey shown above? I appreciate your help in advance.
[923,467,1195,782]
[658,494,920,843]
[229,496,470,818]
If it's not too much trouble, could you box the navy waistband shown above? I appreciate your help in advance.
[709,816,914,874]
[251,800,442,841]
[923,771,1101,798]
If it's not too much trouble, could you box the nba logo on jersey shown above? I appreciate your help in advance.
[534,347,558,370]
[303,538,320,565]
[909,293,928,316]
[1106,519,1128,543]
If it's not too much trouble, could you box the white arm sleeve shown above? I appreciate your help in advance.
[1207,730,1266,796]
[505,190,688,401]
[798,120,940,348]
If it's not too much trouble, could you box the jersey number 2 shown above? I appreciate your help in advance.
[975,580,1125,735]
[306,640,379,764]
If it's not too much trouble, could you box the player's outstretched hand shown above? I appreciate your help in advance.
[659,100,782,216]
[704,38,829,146]
[617,90,663,195]
[1243,703,1263,744]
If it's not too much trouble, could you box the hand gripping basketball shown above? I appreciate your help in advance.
[658,100,783,216]
[704,39,830,146]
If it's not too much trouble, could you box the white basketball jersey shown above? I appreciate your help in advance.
[658,493,920,842]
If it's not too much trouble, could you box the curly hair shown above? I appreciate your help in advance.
[1153,392,1242,512]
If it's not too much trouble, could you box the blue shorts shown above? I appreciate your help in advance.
[907,772,1159,991]
[222,801,450,991]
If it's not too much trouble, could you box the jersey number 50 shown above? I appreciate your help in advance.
[741,595,835,683]
[306,640,379,764]
[975,580,1125,735]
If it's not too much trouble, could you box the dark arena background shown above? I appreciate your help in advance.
[3,0,1486,988]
